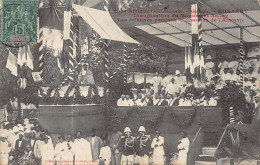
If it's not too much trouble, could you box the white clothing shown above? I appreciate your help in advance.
[99,146,111,165]
[208,98,217,106]
[121,154,134,165]
[135,155,149,165]
[117,99,127,106]
[152,76,163,94]
[41,142,55,165]
[166,83,180,95]
[74,138,92,164]
[162,75,173,88]
[177,137,190,165]
[0,141,11,165]
[54,142,68,163]
[125,99,134,106]
[178,99,192,106]
[135,99,144,106]
[151,136,165,165]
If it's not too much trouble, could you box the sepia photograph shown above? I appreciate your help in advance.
[0,0,260,164]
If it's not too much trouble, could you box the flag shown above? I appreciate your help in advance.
[185,46,188,70]
[21,46,27,66]
[6,50,18,76]
[191,3,204,81]
[63,11,71,40]
[187,46,193,74]
[27,45,34,70]
[17,47,23,66]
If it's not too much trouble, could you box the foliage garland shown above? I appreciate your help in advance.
[108,105,201,129]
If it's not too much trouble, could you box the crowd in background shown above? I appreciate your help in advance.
[0,117,190,165]
[117,55,260,108]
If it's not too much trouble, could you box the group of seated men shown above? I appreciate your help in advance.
[118,54,260,107]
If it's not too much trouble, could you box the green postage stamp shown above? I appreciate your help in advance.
[1,0,37,43]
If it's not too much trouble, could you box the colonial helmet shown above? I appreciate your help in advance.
[138,126,146,132]
[175,70,180,75]
[124,127,131,133]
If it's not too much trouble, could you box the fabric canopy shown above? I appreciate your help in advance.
[72,4,138,44]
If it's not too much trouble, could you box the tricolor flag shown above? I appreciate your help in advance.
[21,46,27,66]
[6,50,18,76]
[191,3,204,81]
[27,45,34,70]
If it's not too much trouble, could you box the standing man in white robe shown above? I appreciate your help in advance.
[151,129,165,165]
[54,135,67,165]
[152,72,163,95]
[74,131,92,165]
[40,136,54,165]
[177,131,190,165]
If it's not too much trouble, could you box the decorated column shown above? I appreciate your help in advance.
[38,28,44,77]
[238,27,245,92]
[123,43,128,87]
[103,39,110,85]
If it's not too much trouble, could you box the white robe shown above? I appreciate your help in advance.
[74,138,92,165]
[0,141,11,165]
[41,142,55,165]
[151,136,165,165]
[55,141,74,165]
[177,137,190,165]
[99,146,111,165]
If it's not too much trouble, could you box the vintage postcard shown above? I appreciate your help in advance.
[0,0,260,165]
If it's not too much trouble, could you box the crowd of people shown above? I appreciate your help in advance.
[0,118,190,165]
[117,55,260,108]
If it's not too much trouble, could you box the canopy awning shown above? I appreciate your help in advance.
[72,4,139,44]
[135,10,260,47]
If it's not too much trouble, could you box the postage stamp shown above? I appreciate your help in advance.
[1,0,38,43]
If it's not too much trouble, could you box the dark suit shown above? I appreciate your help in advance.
[15,139,24,159]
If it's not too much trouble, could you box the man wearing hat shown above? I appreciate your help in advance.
[135,126,152,165]
[109,126,122,165]
[119,127,135,165]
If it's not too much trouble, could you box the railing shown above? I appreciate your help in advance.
[188,126,203,165]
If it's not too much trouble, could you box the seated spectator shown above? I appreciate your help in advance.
[166,78,180,96]
[162,73,173,91]
[208,97,218,106]
[178,94,192,106]
[153,93,160,106]
[125,95,134,106]
[117,94,126,106]
[166,94,178,106]
[220,68,230,82]
[135,93,144,106]
[143,94,153,106]
[158,94,168,106]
